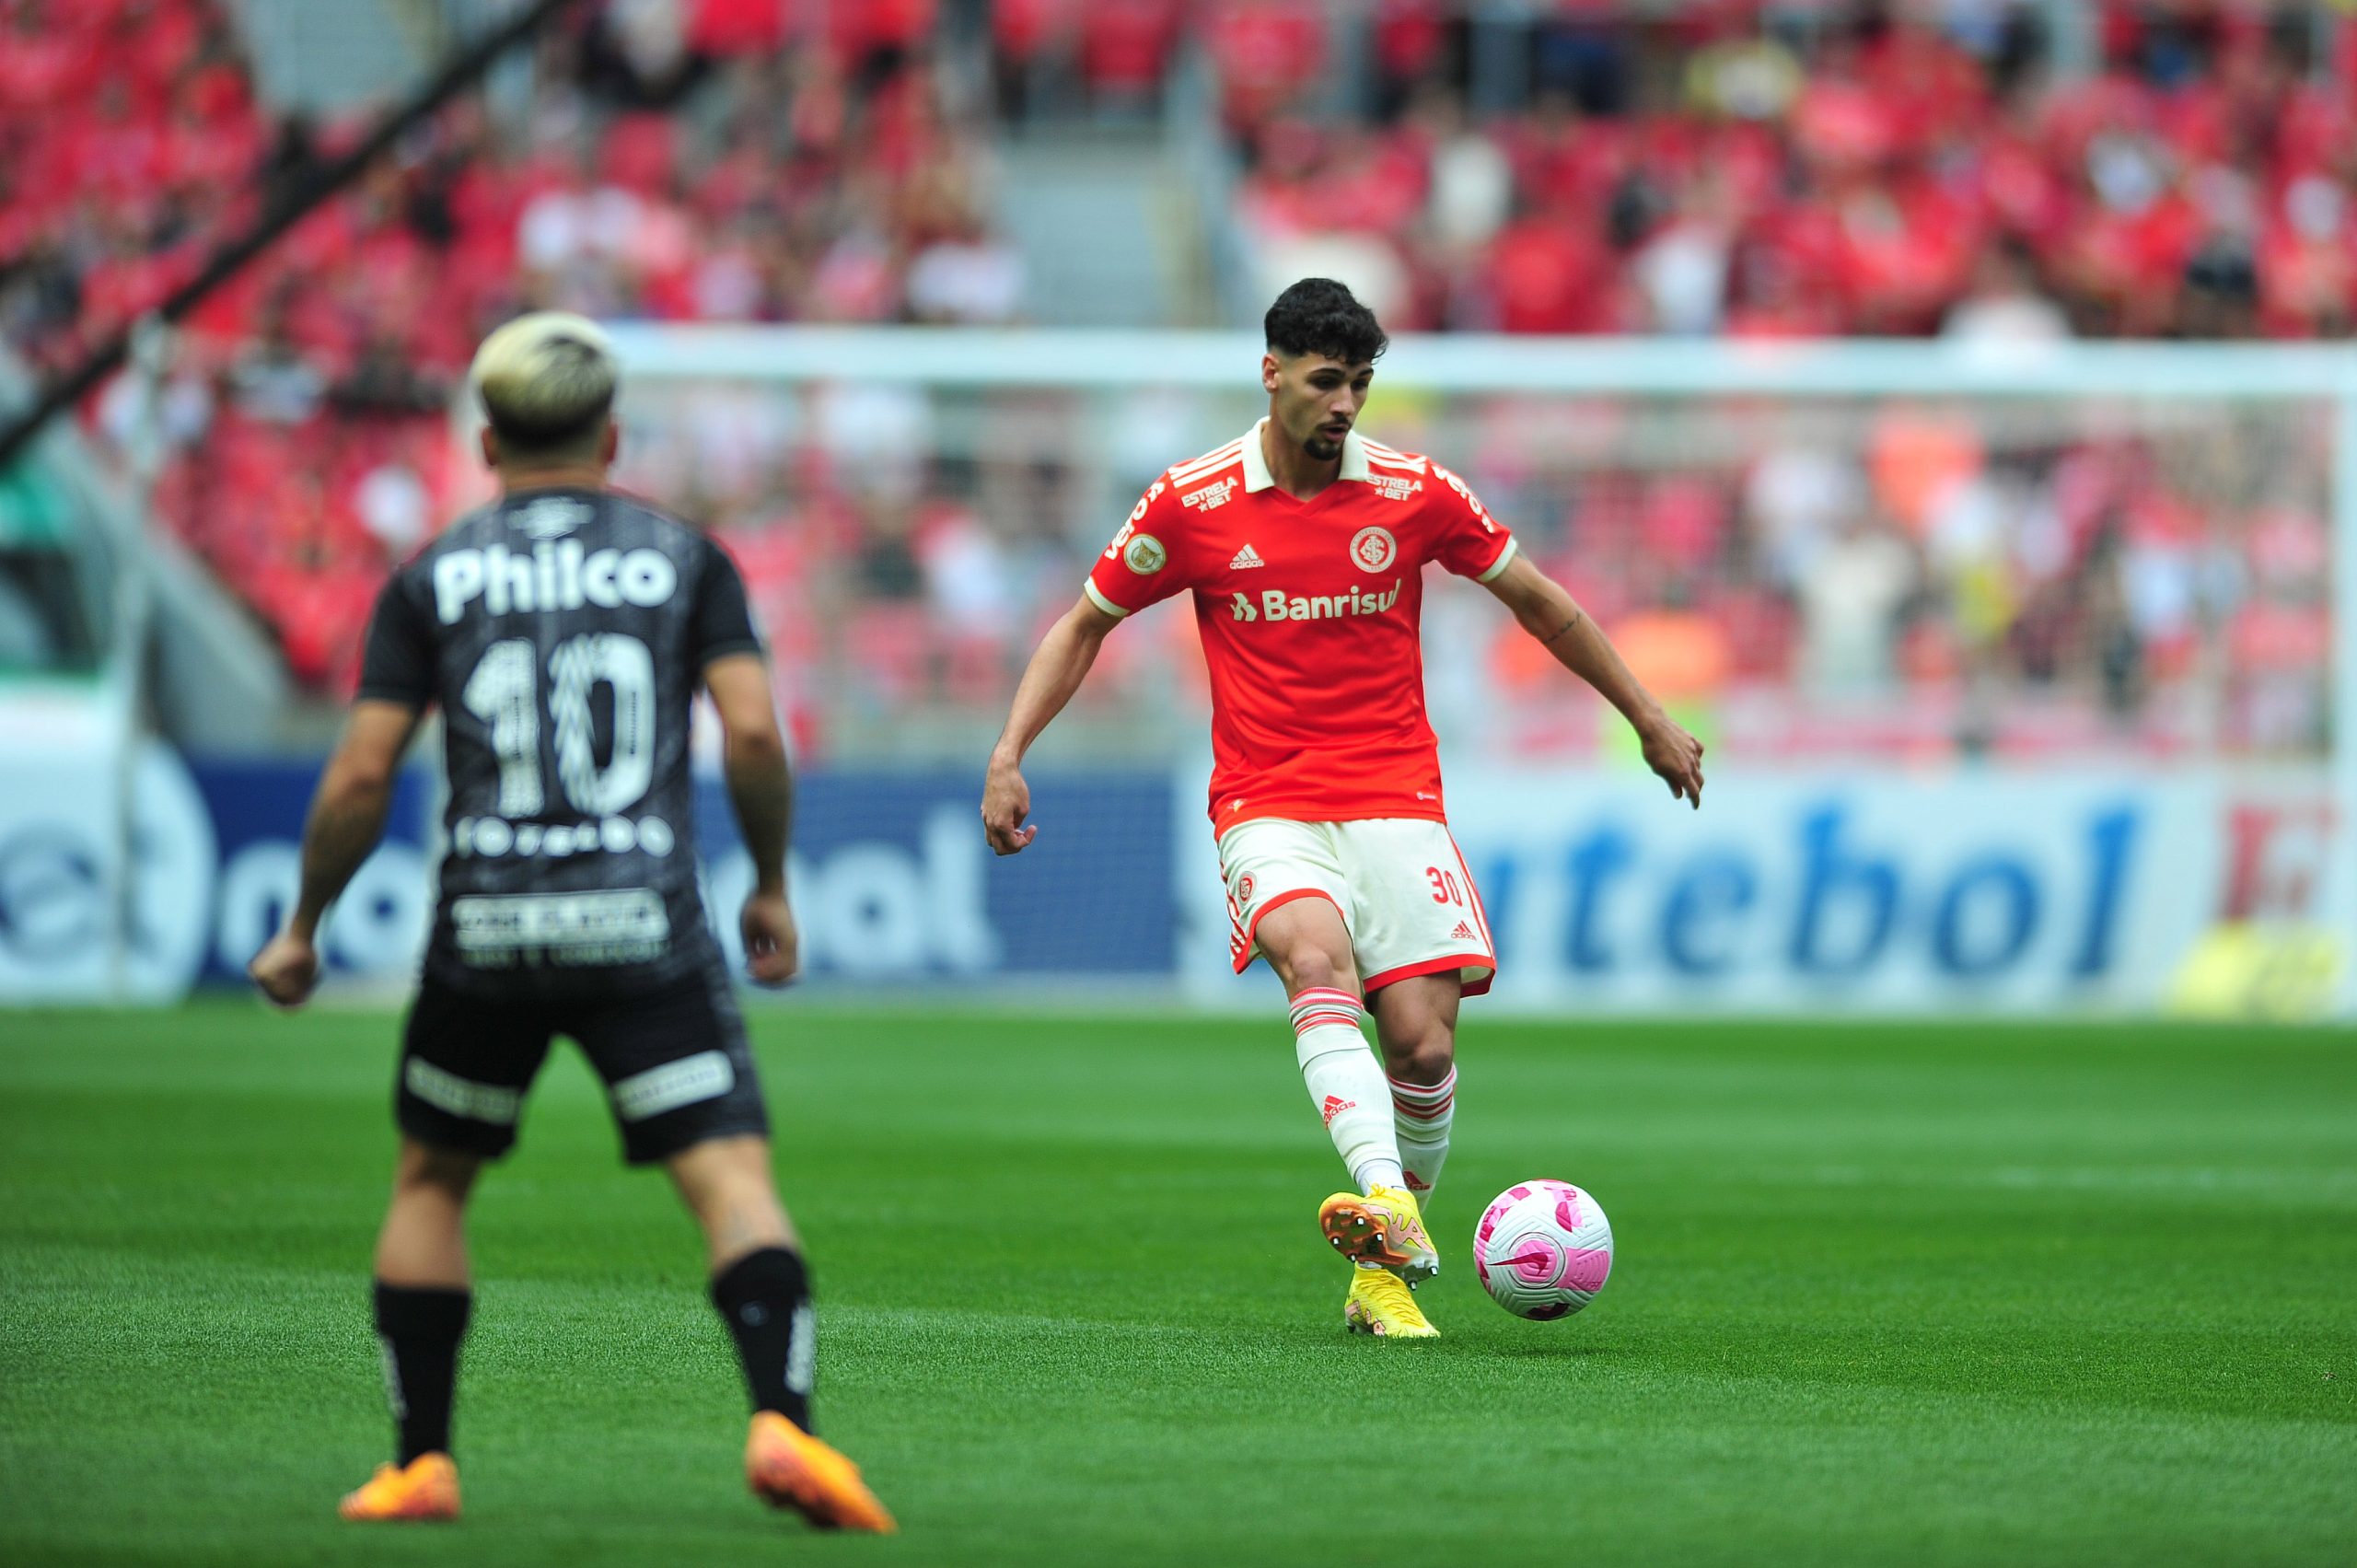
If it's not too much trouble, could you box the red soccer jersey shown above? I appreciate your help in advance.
[1086,420,1517,834]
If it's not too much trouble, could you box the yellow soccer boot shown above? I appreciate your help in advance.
[338,1453,459,1522]
[1343,1263,1439,1338]
[1318,1183,1440,1283]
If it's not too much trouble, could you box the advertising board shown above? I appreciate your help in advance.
[1177,767,2346,1017]
[9,745,2339,1018]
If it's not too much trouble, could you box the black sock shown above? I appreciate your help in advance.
[710,1247,814,1431]
[374,1281,470,1465]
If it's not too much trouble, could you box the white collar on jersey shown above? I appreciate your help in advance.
[1239,416,1373,494]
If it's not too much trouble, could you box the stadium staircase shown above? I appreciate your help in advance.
[229,0,425,112]
[995,132,1211,328]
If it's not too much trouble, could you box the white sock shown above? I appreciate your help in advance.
[1389,1066,1457,1202]
[1290,987,1405,1193]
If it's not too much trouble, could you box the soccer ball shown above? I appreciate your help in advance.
[1475,1179,1614,1320]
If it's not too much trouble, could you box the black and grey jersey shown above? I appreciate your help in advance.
[357,486,762,1000]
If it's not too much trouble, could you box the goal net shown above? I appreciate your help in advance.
[586,329,2352,1019]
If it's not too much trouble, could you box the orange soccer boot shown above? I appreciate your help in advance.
[338,1452,460,1522]
[745,1411,898,1532]
[1318,1183,1440,1283]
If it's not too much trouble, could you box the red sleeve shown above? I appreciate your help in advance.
[1084,475,1190,616]
[1427,461,1518,581]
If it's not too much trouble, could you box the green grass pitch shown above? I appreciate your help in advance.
[2,1004,2352,1567]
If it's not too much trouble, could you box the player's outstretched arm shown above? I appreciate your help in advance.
[1483,553,1705,809]
[250,700,424,1006]
[982,594,1123,854]
[705,653,799,986]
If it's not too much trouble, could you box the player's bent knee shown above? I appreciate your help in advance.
[1263,926,1357,995]
[1254,898,1358,997]
[666,1132,772,1184]
[1391,1031,1456,1084]
[1281,947,1353,994]
[395,1139,482,1197]
[1372,1005,1456,1081]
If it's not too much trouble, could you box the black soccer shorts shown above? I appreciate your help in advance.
[394,966,769,1165]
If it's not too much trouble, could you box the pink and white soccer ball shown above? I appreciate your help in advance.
[1474,1179,1614,1320]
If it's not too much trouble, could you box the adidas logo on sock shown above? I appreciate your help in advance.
[1449,921,1476,941]
[1320,1095,1356,1126]
[1228,542,1266,570]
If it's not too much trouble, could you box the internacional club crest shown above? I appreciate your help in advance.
[1349,526,1397,573]
[1124,533,1167,574]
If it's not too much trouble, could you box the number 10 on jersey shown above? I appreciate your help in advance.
[461,633,656,817]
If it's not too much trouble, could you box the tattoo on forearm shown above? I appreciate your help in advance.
[1539,611,1584,646]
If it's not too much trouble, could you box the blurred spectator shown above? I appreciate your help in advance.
[1633,173,1736,336]
[354,456,431,557]
[1421,96,1512,255]
[1078,0,1181,115]
[1799,516,1918,695]
[906,227,1027,324]
[1204,0,1325,134]
[1747,447,1866,587]
[1943,238,2073,343]
[226,316,326,425]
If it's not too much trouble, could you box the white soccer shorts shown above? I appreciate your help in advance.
[1217,817,1497,997]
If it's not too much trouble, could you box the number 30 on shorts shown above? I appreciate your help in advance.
[1426,865,1467,906]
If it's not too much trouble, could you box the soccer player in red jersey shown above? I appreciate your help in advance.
[981,279,1703,1337]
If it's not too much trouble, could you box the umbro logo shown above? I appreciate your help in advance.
[512,496,588,540]
[1228,542,1266,570]
[1320,1095,1356,1126]
[1450,921,1477,941]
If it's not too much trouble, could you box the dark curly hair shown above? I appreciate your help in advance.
[1264,277,1388,366]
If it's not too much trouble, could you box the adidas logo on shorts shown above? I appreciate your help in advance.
[1450,921,1477,941]
[1228,542,1266,569]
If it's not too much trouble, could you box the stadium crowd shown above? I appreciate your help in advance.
[1219,0,2357,340]
[2,0,1017,689]
[0,0,2340,760]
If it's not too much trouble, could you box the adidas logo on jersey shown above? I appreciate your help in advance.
[1228,542,1266,570]
[1449,921,1477,941]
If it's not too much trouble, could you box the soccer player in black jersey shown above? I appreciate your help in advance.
[248,313,892,1531]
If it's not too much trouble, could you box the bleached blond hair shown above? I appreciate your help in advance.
[470,311,617,460]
